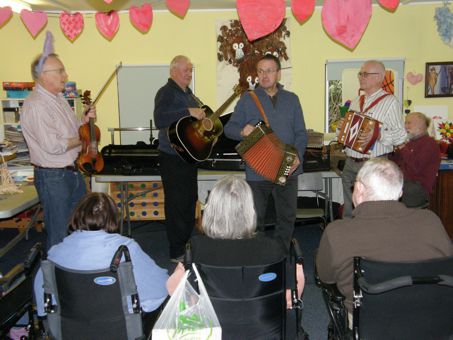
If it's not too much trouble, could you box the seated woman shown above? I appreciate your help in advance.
[167,175,305,338]
[34,192,168,329]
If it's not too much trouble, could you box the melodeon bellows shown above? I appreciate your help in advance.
[338,111,381,154]
[235,122,298,185]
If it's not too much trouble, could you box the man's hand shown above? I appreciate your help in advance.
[83,105,97,124]
[240,124,255,137]
[188,107,206,120]
[288,155,300,176]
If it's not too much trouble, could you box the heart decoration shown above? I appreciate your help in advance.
[20,10,48,38]
[321,0,371,50]
[237,0,285,42]
[60,12,84,42]
[406,72,423,85]
[95,11,119,40]
[166,0,190,18]
[291,0,315,24]
[378,0,399,12]
[129,3,153,33]
[0,6,13,28]
[104,0,113,3]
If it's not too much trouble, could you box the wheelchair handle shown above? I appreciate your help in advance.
[110,245,131,272]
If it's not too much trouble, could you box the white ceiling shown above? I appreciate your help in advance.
[19,0,444,12]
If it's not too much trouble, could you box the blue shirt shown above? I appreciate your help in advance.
[224,85,308,181]
[34,230,169,315]
[153,78,201,155]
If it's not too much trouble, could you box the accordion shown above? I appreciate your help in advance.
[235,122,298,185]
[338,111,381,154]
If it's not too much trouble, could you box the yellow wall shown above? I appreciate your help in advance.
[1,4,452,146]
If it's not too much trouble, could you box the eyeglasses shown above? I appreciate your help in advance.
[257,68,278,75]
[43,68,66,75]
[357,72,380,78]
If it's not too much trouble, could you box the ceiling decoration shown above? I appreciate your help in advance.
[0,0,445,49]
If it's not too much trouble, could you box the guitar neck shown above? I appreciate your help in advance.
[209,90,240,121]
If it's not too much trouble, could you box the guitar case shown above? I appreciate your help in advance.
[100,140,160,175]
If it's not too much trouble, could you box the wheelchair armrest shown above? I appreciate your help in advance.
[358,276,413,294]
[0,264,25,294]
[439,275,453,287]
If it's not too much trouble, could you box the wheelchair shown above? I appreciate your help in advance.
[185,238,308,340]
[0,242,43,339]
[40,245,145,340]
[316,255,453,340]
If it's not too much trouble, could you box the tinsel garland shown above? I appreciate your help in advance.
[435,1,453,47]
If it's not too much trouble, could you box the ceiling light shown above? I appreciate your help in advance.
[0,0,32,13]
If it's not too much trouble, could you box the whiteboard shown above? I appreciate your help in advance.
[117,65,167,145]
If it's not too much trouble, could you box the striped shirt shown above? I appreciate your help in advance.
[21,84,82,167]
[345,88,407,158]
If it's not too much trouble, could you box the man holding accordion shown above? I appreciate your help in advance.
[224,54,308,251]
[338,60,407,218]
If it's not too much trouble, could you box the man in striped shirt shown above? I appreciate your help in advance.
[339,60,407,218]
[22,53,96,249]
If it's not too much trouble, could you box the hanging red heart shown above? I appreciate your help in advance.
[0,6,13,27]
[129,3,153,33]
[237,0,285,42]
[378,0,399,12]
[104,0,113,3]
[95,11,119,40]
[291,0,315,24]
[322,0,371,50]
[60,12,84,42]
[166,0,190,18]
[20,10,48,38]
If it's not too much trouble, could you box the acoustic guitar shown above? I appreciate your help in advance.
[168,85,242,163]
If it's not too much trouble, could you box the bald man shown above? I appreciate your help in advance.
[390,112,441,207]
[338,60,406,218]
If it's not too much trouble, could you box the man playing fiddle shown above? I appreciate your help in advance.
[21,32,96,250]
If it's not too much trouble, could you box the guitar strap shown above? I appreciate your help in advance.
[249,91,270,128]
[190,93,205,108]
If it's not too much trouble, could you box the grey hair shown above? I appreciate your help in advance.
[202,175,256,239]
[356,158,403,201]
[170,55,190,72]
[31,53,58,80]
[408,111,430,128]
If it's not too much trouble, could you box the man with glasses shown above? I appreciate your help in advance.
[22,52,96,250]
[224,54,308,250]
[339,60,406,218]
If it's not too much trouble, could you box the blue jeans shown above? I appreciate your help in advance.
[248,177,298,251]
[34,167,87,250]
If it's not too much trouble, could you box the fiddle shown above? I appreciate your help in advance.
[77,90,104,174]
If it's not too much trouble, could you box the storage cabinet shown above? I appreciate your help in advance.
[430,170,453,239]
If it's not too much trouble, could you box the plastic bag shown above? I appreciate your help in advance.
[152,263,221,340]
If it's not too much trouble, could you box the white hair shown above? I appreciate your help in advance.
[356,158,403,201]
[170,55,190,72]
[202,175,256,239]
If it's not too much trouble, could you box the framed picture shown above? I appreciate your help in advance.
[425,62,453,98]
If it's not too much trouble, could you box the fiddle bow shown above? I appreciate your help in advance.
[77,62,122,174]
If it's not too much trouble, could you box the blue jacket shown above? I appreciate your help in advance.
[224,85,308,181]
[153,78,201,155]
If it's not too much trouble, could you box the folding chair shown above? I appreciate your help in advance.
[352,256,453,340]
[297,173,329,229]
[185,238,307,340]
[0,242,43,339]
[41,245,145,340]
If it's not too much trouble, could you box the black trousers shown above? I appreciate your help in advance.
[159,152,198,258]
